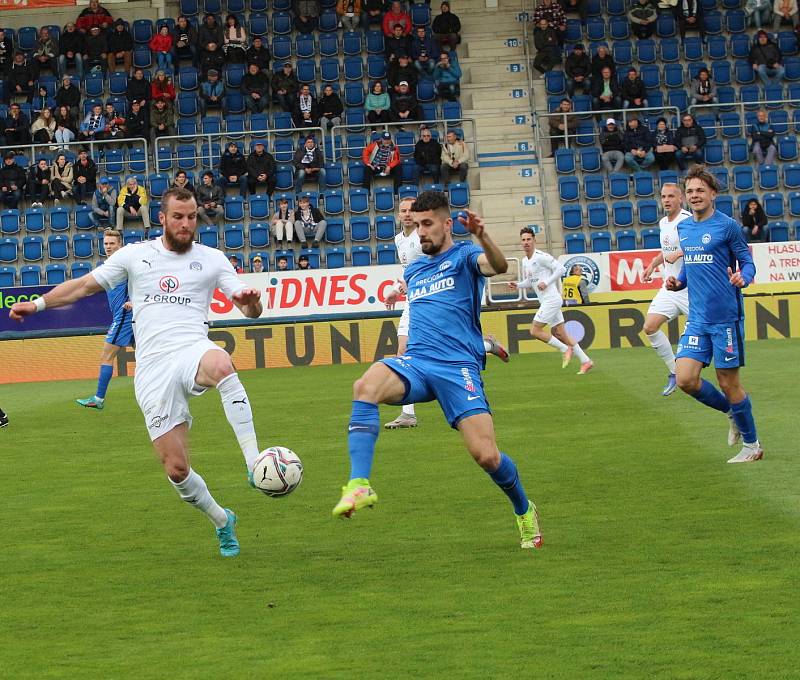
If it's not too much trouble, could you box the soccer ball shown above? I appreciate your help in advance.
[251,446,303,497]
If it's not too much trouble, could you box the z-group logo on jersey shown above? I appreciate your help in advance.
[159,276,180,293]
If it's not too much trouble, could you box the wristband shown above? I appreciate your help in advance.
[33,296,46,313]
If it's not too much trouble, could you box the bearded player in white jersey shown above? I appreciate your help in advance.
[383,198,510,429]
[642,183,692,397]
[508,227,593,374]
[10,187,264,558]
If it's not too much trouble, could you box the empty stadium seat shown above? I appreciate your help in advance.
[564,233,586,254]
[590,231,612,253]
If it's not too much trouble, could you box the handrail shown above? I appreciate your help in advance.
[0,137,150,177]
[329,117,480,165]
[688,97,800,136]
[534,105,682,149]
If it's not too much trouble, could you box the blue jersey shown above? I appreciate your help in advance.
[106,280,129,320]
[677,210,755,324]
[404,240,486,367]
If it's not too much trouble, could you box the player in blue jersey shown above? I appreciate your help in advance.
[665,166,763,463]
[331,191,542,550]
[76,229,134,410]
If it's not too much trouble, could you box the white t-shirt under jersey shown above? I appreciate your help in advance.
[659,209,693,284]
[520,250,566,304]
[395,228,423,270]
[92,238,247,364]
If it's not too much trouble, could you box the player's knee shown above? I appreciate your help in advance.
[474,447,501,471]
[676,373,700,394]
[353,375,379,402]
[166,459,190,482]
[643,321,659,335]
[207,354,235,384]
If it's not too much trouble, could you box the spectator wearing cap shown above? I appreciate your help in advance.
[242,62,270,113]
[9,52,36,100]
[293,136,326,194]
[197,170,223,226]
[383,1,413,37]
[55,75,81,111]
[432,2,461,51]
[294,195,327,248]
[564,44,591,97]
[229,255,244,274]
[411,25,440,76]
[200,68,225,115]
[150,97,174,139]
[749,30,785,85]
[600,118,625,173]
[653,117,678,170]
[591,65,621,111]
[388,53,418,94]
[623,117,655,172]
[218,141,249,197]
[385,24,412,64]
[318,84,344,131]
[78,103,106,142]
[58,22,85,78]
[33,27,58,78]
[440,129,470,186]
[246,141,277,196]
[91,176,117,227]
[199,40,225,78]
[83,25,108,73]
[414,127,442,184]
[297,254,313,270]
[272,62,299,113]
[4,104,30,146]
[73,149,98,204]
[0,153,26,209]
[621,67,648,110]
[366,80,392,123]
[628,0,657,39]
[337,0,362,33]
[433,51,462,101]
[252,255,265,273]
[362,131,401,193]
[548,98,577,154]
[108,18,133,74]
[116,176,151,231]
[76,0,113,33]
[292,84,320,129]
[391,80,418,124]
[271,197,298,249]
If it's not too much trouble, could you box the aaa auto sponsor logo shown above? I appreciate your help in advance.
[562,255,601,291]
[608,251,662,291]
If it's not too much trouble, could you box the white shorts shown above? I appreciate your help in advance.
[397,305,410,337]
[647,287,690,321]
[134,338,227,441]
[533,299,565,327]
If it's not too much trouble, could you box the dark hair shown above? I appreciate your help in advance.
[203,170,214,179]
[411,190,450,214]
[162,187,196,210]
[519,226,535,237]
[685,164,719,192]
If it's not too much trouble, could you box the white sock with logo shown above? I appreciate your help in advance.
[547,336,568,352]
[647,331,676,373]
[217,373,260,469]
[402,403,416,416]
[572,344,590,363]
[171,469,228,528]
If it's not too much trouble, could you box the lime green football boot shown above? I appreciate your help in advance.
[332,478,378,518]
[516,501,543,550]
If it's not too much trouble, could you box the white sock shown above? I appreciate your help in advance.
[171,469,228,528]
[217,373,260,469]
[483,339,492,353]
[572,344,590,363]
[402,403,416,416]
[547,336,568,352]
[647,331,676,373]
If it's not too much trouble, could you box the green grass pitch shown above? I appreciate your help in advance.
[1,341,799,679]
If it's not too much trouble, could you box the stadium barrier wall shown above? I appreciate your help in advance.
[2,291,799,384]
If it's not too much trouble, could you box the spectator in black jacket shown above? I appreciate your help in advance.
[292,84,319,129]
[28,158,52,207]
[197,171,223,226]
[628,0,657,39]
[390,80,418,124]
[741,199,768,242]
[623,117,655,171]
[3,104,30,146]
[107,18,133,74]
[125,99,149,143]
[73,149,97,204]
[388,53,418,94]
[674,0,705,39]
[750,30,785,85]
[362,0,384,30]
[652,117,678,170]
[385,24,411,64]
[127,68,151,109]
[83,25,108,73]
[198,41,225,78]
[293,195,327,248]
[242,62,270,113]
[58,22,85,78]
[33,27,59,77]
[0,29,14,78]
[432,1,461,51]
[318,84,343,131]
[591,66,621,111]
[600,118,625,173]
[293,136,326,194]
[246,141,277,196]
[591,44,615,81]
[414,126,442,183]
[246,36,271,74]
[55,75,81,110]
[565,43,591,96]
[674,113,707,170]
[271,62,299,112]
[198,13,223,52]
[218,141,249,197]
[9,53,37,101]
[173,15,198,66]
[533,19,561,75]
[621,67,648,109]
[0,153,26,208]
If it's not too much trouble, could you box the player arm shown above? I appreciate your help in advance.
[729,225,756,286]
[664,248,683,264]
[541,256,566,287]
[217,258,263,318]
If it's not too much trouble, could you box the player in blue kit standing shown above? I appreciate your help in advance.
[331,191,542,550]
[666,166,763,463]
[76,229,134,410]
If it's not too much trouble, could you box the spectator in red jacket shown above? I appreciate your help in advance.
[382,1,412,37]
[362,131,401,193]
[76,0,113,33]
[149,24,174,73]
[151,70,176,103]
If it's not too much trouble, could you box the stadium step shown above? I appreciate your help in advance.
[462,61,528,87]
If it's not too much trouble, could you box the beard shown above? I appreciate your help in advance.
[163,227,194,253]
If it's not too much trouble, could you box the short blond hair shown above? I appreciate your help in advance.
[103,228,122,243]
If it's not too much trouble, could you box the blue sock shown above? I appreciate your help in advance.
[488,453,530,515]
[730,396,758,445]
[96,364,114,399]
[348,400,380,480]
[693,379,730,413]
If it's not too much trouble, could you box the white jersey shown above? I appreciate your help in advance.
[395,228,423,270]
[520,250,566,304]
[92,239,247,364]
[659,209,692,284]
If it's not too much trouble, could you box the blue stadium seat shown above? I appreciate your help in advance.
[704,139,725,165]
[555,148,576,173]
[710,167,730,192]
[374,186,395,212]
[71,262,92,279]
[633,172,655,197]
[350,216,371,242]
[25,208,46,233]
[728,138,749,163]
[320,33,340,57]
[784,164,800,189]
[609,16,629,40]
[613,40,633,65]
[763,192,785,219]
[351,245,373,266]
[641,228,661,249]
[46,263,67,285]
[375,215,396,241]
[559,176,579,202]
[712,61,732,86]
[768,221,790,242]
[636,39,657,63]
[411,2,431,26]
[366,29,384,54]
[349,188,370,214]
[342,31,362,56]
[656,13,676,37]
[448,183,470,208]
[224,224,245,249]
[72,233,94,259]
[725,9,746,32]
[609,173,629,199]
[790,192,800,217]
[590,231,612,253]
[320,58,340,82]
[377,243,397,265]
[22,236,43,262]
[715,195,734,217]
[74,205,94,230]
[248,223,270,249]
[0,209,19,236]
[584,175,605,200]
[324,219,345,244]
[198,225,219,248]
[0,266,15,286]
[758,165,779,191]
[579,147,601,173]
[638,199,659,225]
[611,201,632,228]
[735,60,755,85]
[326,247,346,269]
[616,229,637,251]
[779,136,799,161]
[296,34,316,59]
[707,36,728,60]
[589,203,610,228]
[664,63,684,88]
[564,233,586,254]
[545,71,565,95]
[20,264,41,285]
[561,205,583,230]
[683,37,704,61]
[586,17,606,42]
[272,11,292,35]
[47,235,68,260]
[249,13,269,37]
[272,36,291,60]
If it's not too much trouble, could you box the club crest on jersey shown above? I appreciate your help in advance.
[562,255,601,291]
[702,233,712,244]
[190,261,202,271]
[159,276,180,293]
[439,260,452,271]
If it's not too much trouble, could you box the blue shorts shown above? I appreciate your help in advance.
[105,309,134,347]
[380,355,491,429]
[676,320,745,368]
